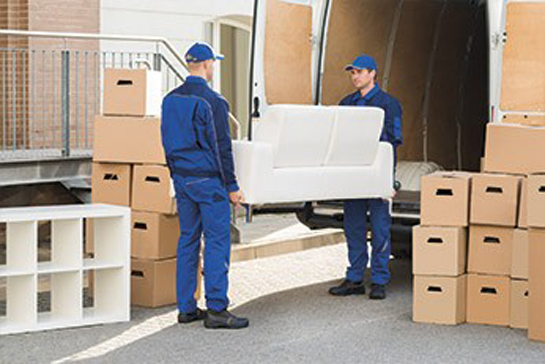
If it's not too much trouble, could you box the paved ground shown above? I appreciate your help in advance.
[238,213,305,243]
[2,244,545,364]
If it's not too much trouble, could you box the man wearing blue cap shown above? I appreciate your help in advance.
[161,42,248,329]
[329,54,403,300]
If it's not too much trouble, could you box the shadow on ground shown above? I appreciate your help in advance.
[3,259,545,363]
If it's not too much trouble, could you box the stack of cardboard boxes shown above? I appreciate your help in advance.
[413,171,471,325]
[413,121,545,343]
[526,175,545,342]
[467,173,523,328]
[90,68,201,308]
[484,122,545,342]
[413,171,528,328]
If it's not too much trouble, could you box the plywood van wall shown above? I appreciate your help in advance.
[501,3,545,113]
[387,0,441,166]
[264,0,313,105]
[320,0,398,106]
[321,0,488,171]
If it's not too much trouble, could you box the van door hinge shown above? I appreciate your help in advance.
[310,34,319,48]
[491,32,500,49]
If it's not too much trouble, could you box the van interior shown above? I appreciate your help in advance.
[262,0,489,172]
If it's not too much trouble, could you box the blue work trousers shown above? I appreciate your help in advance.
[344,198,391,285]
[173,175,231,313]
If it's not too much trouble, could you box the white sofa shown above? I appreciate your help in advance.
[233,104,393,205]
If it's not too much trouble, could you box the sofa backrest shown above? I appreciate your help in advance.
[253,104,384,168]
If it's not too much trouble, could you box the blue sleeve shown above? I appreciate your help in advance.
[339,94,351,106]
[393,100,403,146]
[381,99,403,166]
[212,97,239,193]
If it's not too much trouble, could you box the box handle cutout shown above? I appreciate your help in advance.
[427,286,443,293]
[145,176,161,183]
[525,291,529,297]
[485,186,503,194]
[131,270,145,278]
[427,237,443,244]
[103,173,119,181]
[134,222,148,230]
[483,236,500,244]
[539,186,545,193]
[480,287,497,295]
[117,79,133,86]
[435,189,453,196]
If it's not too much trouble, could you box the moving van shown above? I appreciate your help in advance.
[244,0,544,257]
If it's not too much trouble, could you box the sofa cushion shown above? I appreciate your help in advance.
[324,106,384,166]
[254,105,335,168]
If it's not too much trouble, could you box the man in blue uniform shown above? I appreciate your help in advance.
[329,54,403,300]
[161,42,248,329]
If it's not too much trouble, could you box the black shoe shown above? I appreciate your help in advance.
[328,280,366,296]
[178,308,207,324]
[369,284,386,300]
[204,309,249,330]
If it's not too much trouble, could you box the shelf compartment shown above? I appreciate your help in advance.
[7,275,37,326]
[7,221,37,274]
[92,268,129,321]
[50,271,82,322]
[51,219,83,269]
[92,217,129,266]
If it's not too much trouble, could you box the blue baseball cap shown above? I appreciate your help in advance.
[184,42,224,63]
[344,54,377,72]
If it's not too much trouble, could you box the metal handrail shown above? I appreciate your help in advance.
[0,29,191,71]
[0,29,242,139]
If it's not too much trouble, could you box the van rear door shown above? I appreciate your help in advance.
[249,0,315,126]
[501,2,545,114]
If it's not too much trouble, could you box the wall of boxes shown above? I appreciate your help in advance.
[89,68,201,308]
[413,121,545,343]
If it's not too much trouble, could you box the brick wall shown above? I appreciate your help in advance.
[29,0,100,152]
[0,0,29,151]
[0,0,100,153]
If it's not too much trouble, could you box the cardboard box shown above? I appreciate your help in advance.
[421,171,472,227]
[103,68,162,117]
[469,174,521,227]
[132,165,177,215]
[132,211,179,260]
[91,163,133,206]
[519,177,528,228]
[512,229,529,280]
[131,257,202,308]
[468,226,513,276]
[93,116,166,165]
[529,229,545,341]
[484,123,545,175]
[502,114,545,127]
[527,174,545,228]
[510,279,529,329]
[412,226,467,276]
[413,275,466,325]
[467,274,510,326]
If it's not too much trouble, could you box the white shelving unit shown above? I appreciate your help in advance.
[0,204,131,335]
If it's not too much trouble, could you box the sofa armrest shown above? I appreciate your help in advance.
[233,141,275,205]
[376,142,395,198]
